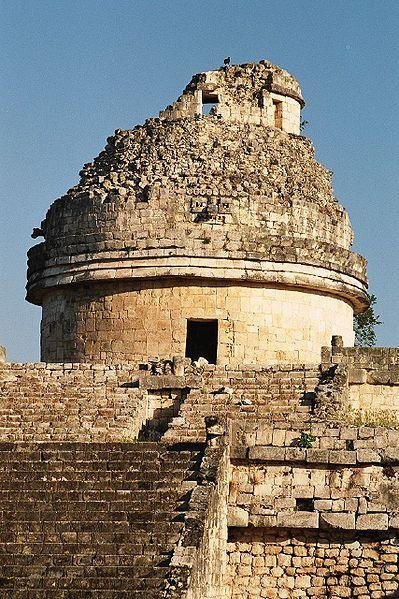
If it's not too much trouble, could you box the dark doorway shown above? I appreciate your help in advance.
[185,319,218,364]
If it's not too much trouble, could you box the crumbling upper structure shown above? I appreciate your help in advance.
[27,61,368,365]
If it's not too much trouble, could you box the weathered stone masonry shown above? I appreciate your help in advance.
[27,61,367,366]
[1,348,399,597]
[1,60,397,597]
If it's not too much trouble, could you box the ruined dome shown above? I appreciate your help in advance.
[27,61,368,365]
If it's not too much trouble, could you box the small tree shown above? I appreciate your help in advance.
[354,293,382,346]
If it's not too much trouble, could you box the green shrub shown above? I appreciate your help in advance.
[298,431,316,448]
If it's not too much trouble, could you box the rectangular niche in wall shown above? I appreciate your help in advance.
[185,319,218,364]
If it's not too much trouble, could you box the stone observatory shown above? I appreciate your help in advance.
[27,60,368,365]
[1,60,399,599]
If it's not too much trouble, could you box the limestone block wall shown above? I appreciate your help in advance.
[161,88,301,134]
[226,528,399,598]
[226,419,399,598]
[269,92,301,134]
[346,349,399,413]
[229,419,399,531]
[322,345,399,370]
[40,279,354,365]
[231,419,399,453]
[0,361,319,443]
[320,345,399,419]
[228,460,399,530]
[349,383,399,413]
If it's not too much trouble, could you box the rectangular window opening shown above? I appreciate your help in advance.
[185,319,218,364]
[296,498,315,512]
[273,99,283,129]
[202,92,219,115]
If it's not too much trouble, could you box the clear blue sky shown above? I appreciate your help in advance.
[1,0,398,362]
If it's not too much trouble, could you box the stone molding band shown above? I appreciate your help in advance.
[26,254,368,311]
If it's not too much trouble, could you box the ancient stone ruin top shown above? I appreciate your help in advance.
[159,60,304,131]
[27,61,367,313]
[25,61,370,365]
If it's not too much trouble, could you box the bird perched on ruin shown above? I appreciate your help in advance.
[31,227,44,239]
[223,56,231,66]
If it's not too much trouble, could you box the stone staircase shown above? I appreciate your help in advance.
[0,442,203,598]
[165,367,320,443]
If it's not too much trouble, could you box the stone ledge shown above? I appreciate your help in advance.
[229,508,399,531]
[246,446,377,465]
[383,448,399,462]
[249,514,277,527]
[306,449,330,463]
[328,450,357,465]
[229,446,248,459]
[357,449,381,463]
[26,254,368,310]
[248,446,286,461]
[237,443,399,466]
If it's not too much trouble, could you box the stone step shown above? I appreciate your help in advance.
[9,591,163,598]
[0,574,169,590]
[0,463,199,475]
[0,441,201,451]
[0,488,188,499]
[0,441,203,595]
[0,457,200,469]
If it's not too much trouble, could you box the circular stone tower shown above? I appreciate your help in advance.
[27,61,368,365]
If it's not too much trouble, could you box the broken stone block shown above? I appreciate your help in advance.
[388,515,399,529]
[284,447,306,462]
[249,514,277,527]
[320,512,355,530]
[368,370,391,384]
[306,449,330,464]
[328,450,357,465]
[383,448,399,462]
[229,446,248,459]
